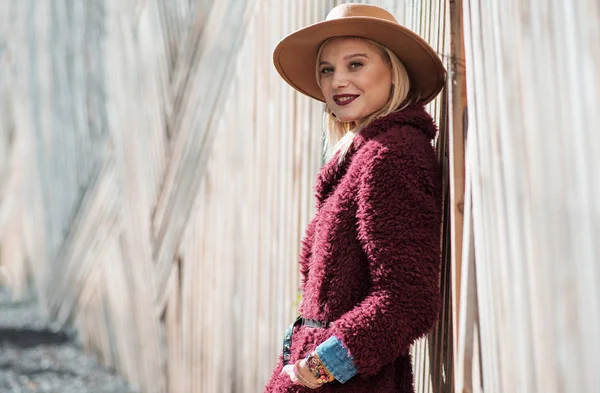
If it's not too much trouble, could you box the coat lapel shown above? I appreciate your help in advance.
[314,149,351,208]
[313,104,437,209]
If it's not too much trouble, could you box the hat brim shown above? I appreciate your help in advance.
[273,17,446,105]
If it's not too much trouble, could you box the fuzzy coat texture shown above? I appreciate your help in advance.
[264,104,443,393]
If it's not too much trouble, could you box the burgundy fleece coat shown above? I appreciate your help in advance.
[264,105,442,393]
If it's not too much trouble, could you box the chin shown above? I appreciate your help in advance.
[334,113,359,123]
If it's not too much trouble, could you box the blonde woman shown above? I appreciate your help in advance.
[265,4,446,392]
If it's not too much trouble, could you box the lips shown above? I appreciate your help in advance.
[333,94,359,106]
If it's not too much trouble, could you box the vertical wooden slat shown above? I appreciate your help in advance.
[447,0,468,388]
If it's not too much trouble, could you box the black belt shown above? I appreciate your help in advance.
[282,316,330,365]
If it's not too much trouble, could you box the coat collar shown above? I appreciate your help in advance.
[314,104,437,207]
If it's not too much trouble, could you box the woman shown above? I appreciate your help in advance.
[266,4,446,392]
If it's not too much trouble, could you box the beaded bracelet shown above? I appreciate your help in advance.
[293,360,322,389]
[305,352,335,384]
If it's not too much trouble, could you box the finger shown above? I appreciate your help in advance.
[281,365,300,384]
[281,365,293,376]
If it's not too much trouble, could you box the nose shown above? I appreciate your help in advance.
[331,71,349,89]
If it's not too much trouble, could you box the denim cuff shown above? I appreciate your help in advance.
[315,336,357,383]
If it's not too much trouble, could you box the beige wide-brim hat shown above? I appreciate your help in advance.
[273,4,446,105]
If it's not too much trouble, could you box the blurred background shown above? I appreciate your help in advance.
[0,0,598,392]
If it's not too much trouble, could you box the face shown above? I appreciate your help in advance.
[318,38,393,126]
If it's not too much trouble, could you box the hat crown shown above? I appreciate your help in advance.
[326,4,398,23]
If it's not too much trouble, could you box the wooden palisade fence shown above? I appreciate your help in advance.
[0,0,598,393]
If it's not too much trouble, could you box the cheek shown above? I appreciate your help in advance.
[370,78,392,106]
[320,82,335,106]
[320,80,330,95]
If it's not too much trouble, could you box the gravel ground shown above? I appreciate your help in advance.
[0,287,140,393]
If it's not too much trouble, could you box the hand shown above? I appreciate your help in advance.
[280,364,300,385]
[281,360,322,388]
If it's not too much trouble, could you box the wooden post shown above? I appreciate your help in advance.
[448,0,468,381]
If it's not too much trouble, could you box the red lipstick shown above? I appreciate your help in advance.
[333,94,359,106]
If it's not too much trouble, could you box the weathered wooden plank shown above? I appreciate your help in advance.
[102,3,171,390]
[152,0,257,311]
[448,0,468,378]
[454,161,477,393]
[45,155,120,326]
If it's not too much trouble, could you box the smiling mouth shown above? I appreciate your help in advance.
[333,94,359,106]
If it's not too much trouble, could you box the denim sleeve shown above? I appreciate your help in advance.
[315,336,357,383]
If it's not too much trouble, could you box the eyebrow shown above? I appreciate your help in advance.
[319,53,369,66]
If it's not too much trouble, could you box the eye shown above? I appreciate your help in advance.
[349,61,363,70]
[320,67,333,75]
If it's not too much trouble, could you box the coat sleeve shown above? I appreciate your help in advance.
[327,131,442,377]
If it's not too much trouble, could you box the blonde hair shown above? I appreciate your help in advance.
[315,37,416,163]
